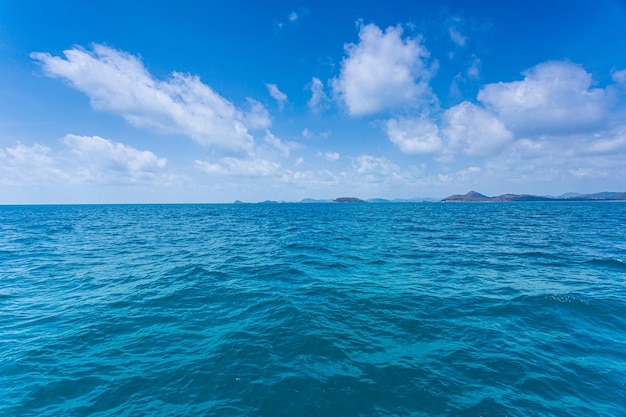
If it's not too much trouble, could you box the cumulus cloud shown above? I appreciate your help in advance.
[61,134,167,182]
[195,130,295,178]
[437,166,481,184]
[319,151,340,161]
[195,157,280,177]
[266,83,288,109]
[349,155,417,188]
[241,98,272,130]
[478,61,609,136]
[0,143,67,184]
[0,136,168,186]
[388,59,625,171]
[385,117,442,154]
[263,130,296,157]
[31,44,270,152]
[331,23,436,116]
[612,69,626,84]
[385,103,511,159]
[280,168,342,189]
[307,77,329,112]
[442,101,513,157]
[2,142,54,167]
[352,155,399,175]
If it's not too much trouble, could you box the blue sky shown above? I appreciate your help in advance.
[2,0,626,203]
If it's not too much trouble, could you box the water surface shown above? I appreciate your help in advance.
[1,203,625,416]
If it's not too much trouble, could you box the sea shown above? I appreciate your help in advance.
[1,202,625,416]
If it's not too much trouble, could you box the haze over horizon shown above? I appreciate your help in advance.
[2,1,626,204]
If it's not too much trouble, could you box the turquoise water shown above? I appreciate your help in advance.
[1,203,625,416]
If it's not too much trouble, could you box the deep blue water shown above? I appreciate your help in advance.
[1,202,626,416]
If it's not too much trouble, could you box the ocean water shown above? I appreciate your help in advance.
[1,202,625,416]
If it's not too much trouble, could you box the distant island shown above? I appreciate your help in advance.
[333,197,365,203]
[442,191,626,202]
[233,197,438,204]
[232,191,626,204]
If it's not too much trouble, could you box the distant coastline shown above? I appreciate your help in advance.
[441,191,626,202]
[232,191,626,204]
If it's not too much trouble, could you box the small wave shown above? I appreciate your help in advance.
[583,258,626,270]
[544,293,590,306]
[520,250,560,259]
[457,397,509,417]
[503,293,592,318]
[166,264,212,278]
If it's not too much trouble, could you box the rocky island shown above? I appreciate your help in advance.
[443,191,626,202]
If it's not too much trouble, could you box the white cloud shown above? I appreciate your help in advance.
[263,130,295,157]
[569,167,608,178]
[385,117,442,154]
[3,142,54,167]
[280,169,342,189]
[61,134,167,183]
[386,60,626,173]
[301,127,331,139]
[448,26,467,47]
[569,123,626,156]
[195,130,295,178]
[307,77,329,112]
[193,160,224,175]
[195,157,280,177]
[459,166,481,175]
[0,143,67,185]
[319,151,340,161]
[31,44,270,152]
[0,136,168,186]
[265,83,288,109]
[442,101,513,157]
[276,9,308,31]
[585,136,626,154]
[449,57,480,98]
[437,166,482,184]
[612,69,626,84]
[241,98,272,130]
[449,73,463,99]
[352,155,399,175]
[386,102,511,159]
[331,23,435,116]
[467,57,480,79]
[478,61,609,136]
[349,155,417,189]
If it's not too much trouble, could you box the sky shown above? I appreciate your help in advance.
[1,0,626,203]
